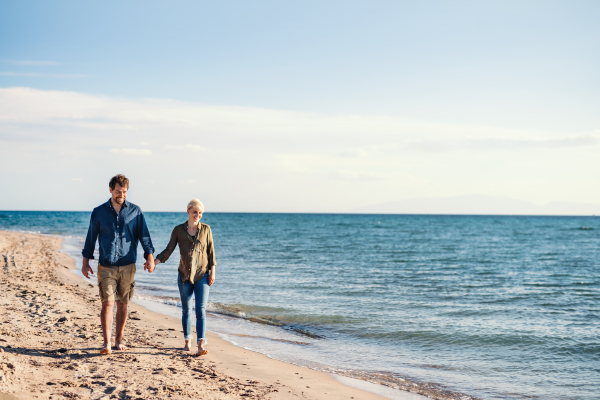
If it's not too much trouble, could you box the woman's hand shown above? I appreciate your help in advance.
[208,269,216,286]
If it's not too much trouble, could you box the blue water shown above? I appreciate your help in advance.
[1,211,599,400]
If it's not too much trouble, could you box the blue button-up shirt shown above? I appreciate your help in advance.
[82,199,154,267]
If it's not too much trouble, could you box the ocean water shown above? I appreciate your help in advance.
[0,210,598,400]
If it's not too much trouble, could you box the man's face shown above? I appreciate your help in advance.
[110,184,128,205]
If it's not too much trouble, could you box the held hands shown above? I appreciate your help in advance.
[144,255,157,273]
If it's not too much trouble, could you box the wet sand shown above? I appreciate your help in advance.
[0,230,394,400]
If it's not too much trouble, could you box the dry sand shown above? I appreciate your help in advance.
[0,230,393,400]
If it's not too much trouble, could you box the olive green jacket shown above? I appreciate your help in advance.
[156,222,216,283]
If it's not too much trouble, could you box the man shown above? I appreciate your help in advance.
[81,174,155,355]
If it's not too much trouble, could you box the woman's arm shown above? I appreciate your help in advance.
[206,226,216,286]
[156,226,179,264]
[206,226,216,269]
[208,267,215,286]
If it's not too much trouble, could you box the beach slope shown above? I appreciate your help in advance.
[0,230,387,400]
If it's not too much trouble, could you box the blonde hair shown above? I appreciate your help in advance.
[187,199,205,212]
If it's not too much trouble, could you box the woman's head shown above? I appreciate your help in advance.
[187,199,204,223]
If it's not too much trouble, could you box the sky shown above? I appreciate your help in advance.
[1,0,599,213]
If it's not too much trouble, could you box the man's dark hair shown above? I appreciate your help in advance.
[109,174,130,190]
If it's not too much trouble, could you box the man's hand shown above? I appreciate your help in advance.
[82,259,94,279]
[144,254,156,273]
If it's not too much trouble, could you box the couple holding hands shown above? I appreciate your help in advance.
[81,174,216,356]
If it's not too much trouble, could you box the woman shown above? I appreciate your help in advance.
[154,199,216,355]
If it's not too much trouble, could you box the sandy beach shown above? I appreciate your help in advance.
[0,230,394,400]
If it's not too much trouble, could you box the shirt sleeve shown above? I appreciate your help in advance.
[206,226,217,268]
[82,210,99,259]
[156,226,179,263]
[138,212,155,260]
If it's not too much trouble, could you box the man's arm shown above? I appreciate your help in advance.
[81,212,99,279]
[138,212,156,272]
[82,257,94,279]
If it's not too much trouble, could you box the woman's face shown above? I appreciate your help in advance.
[187,206,203,223]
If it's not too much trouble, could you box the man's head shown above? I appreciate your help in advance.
[109,174,129,205]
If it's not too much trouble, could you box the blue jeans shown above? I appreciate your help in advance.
[177,274,209,343]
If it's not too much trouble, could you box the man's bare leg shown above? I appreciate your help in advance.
[100,301,114,354]
[115,301,128,351]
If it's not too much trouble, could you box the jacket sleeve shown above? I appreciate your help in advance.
[82,210,99,259]
[206,226,217,268]
[138,212,155,260]
[156,226,179,263]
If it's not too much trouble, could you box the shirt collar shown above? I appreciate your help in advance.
[107,198,129,211]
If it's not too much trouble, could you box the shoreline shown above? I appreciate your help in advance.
[0,230,422,400]
[2,211,596,400]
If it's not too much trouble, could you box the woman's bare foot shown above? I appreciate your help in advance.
[114,341,128,351]
[183,340,192,351]
[197,339,209,356]
[100,344,111,355]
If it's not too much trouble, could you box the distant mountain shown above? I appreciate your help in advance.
[350,194,600,216]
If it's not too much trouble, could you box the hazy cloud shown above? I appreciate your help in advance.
[110,148,153,155]
[338,149,371,158]
[407,135,599,152]
[1,87,598,212]
[10,61,60,66]
[1,87,593,157]
[0,72,86,78]
[327,170,386,181]
[186,144,209,152]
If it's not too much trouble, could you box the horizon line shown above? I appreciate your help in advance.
[0,210,598,217]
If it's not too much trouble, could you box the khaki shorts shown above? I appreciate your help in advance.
[97,263,136,304]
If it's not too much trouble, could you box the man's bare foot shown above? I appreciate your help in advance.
[100,345,111,355]
[197,340,208,356]
[183,340,192,351]
[114,341,128,351]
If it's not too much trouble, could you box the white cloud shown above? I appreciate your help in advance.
[10,61,60,66]
[407,135,599,152]
[1,86,594,158]
[0,72,87,78]
[0,87,598,212]
[338,149,370,158]
[186,144,209,152]
[327,170,386,181]
[71,178,83,181]
[110,148,153,155]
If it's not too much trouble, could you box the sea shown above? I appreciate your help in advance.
[0,210,598,400]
